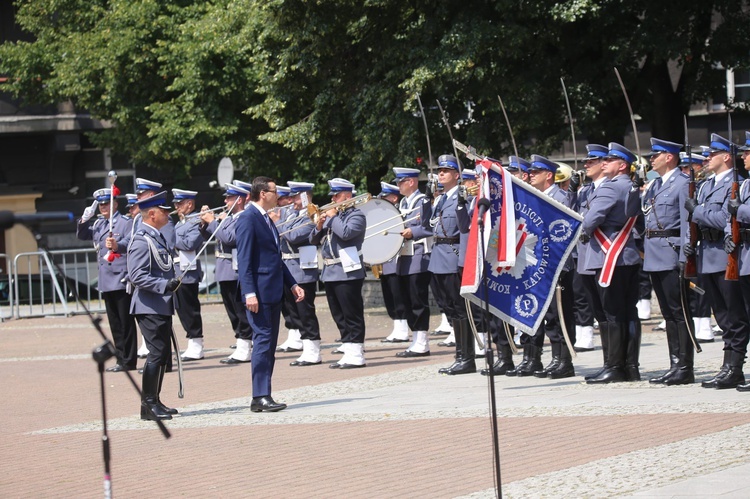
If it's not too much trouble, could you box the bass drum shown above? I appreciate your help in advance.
[360,198,404,265]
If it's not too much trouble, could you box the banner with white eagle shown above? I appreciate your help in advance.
[460,158,583,334]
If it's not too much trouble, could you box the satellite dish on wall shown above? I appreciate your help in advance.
[217,157,234,187]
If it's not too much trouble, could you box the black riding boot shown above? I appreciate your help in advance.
[585,322,608,380]
[625,321,641,381]
[506,344,530,377]
[701,350,732,388]
[665,322,695,386]
[715,350,746,389]
[438,319,464,374]
[534,342,560,378]
[156,364,178,415]
[650,321,680,384]
[517,345,543,377]
[141,362,173,421]
[440,319,476,375]
[481,343,515,376]
[587,322,626,384]
[549,343,575,379]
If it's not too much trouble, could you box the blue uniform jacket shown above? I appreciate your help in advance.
[428,187,461,274]
[692,172,732,274]
[396,191,433,275]
[642,171,689,272]
[582,174,642,271]
[309,207,366,282]
[201,215,240,283]
[279,207,320,284]
[76,212,132,292]
[128,224,175,316]
[174,216,204,284]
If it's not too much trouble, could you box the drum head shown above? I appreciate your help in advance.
[361,198,404,265]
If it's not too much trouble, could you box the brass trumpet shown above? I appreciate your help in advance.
[278,193,372,237]
[179,205,227,220]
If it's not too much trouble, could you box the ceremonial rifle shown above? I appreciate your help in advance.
[726,111,740,281]
[683,116,698,278]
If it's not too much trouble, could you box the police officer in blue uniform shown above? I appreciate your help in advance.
[518,155,576,379]
[430,154,474,375]
[171,188,206,362]
[200,182,255,363]
[274,185,305,352]
[376,182,410,344]
[688,133,750,389]
[281,181,324,366]
[728,131,750,392]
[77,188,136,372]
[310,178,367,368]
[127,191,181,421]
[392,167,434,358]
[582,143,642,384]
[641,138,694,385]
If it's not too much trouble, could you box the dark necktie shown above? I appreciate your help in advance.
[264,213,279,247]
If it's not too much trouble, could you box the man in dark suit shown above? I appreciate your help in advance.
[236,176,304,412]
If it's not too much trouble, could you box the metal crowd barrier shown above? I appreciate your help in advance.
[9,243,223,319]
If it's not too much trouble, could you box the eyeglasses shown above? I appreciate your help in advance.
[264,189,277,193]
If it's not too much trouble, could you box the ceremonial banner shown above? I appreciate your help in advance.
[461,159,583,334]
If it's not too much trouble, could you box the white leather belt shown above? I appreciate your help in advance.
[282,253,299,260]
[215,251,233,259]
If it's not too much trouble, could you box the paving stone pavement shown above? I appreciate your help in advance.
[1,298,750,498]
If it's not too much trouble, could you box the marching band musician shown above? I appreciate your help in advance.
[431,154,475,375]
[200,182,255,364]
[125,193,138,219]
[281,181,324,366]
[378,182,410,344]
[275,184,305,353]
[727,131,750,392]
[127,191,181,421]
[392,167,433,358]
[581,143,642,384]
[686,133,750,389]
[310,178,368,369]
[77,188,136,372]
[516,155,576,379]
[171,188,206,362]
[641,138,693,385]
[429,180,457,344]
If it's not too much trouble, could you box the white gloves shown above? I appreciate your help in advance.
[81,200,99,223]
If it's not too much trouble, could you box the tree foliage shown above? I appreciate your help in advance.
[1,0,748,188]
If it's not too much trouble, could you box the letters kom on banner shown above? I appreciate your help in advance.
[460,159,583,334]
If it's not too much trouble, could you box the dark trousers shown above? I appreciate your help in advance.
[649,269,686,325]
[488,315,511,347]
[219,280,253,340]
[246,301,282,397]
[595,264,640,323]
[326,279,366,343]
[381,273,406,321]
[522,271,575,347]
[689,273,712,317]
[281,284,301,330]
[432,272,468,322]
[174,282,203,339]
[580,273,606,323]
[704,271,750,354]
[638,264,652,300]
[398,272,431,331]
[103,289,137,369]
[572,265,594,327]
[136,314,173,366]
[429,273,448,315]
[284,281,321,341]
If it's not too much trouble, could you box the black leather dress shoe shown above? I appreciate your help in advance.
[697,338,715,343]
[220,357,251,364]
[180,356,203,362]
[338,363,366,369]
[276,346,303,353]
[106,364,133,372]
[290,360,322,366]
[230,344,237,349]
[329,362,341,369]
[437,340,456,347]
[381,338,410,343]
[573,346,595,353]
[250,396,287,413]
[396,350,430,358]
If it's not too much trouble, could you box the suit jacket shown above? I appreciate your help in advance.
[692,172,732,274]
[279,207,320,284]
[128,224,175,316]
[174,216,204,284]
[582,174,641,271]
[428,187,461,274]
[309,207,366,282]
[396,191,433,275]
[76,212,132,292]
[236,204,296,304]
[642,170,689,272]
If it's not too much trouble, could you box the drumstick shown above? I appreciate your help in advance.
[363,215,420,240]
[364,205,421,232]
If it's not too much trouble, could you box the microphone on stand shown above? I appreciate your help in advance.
[476,198,491,228]
[0,211,74,230]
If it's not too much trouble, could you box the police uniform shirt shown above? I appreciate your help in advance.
[642,168,689,272]
[76,211,132,293]
[127,222,175,316]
